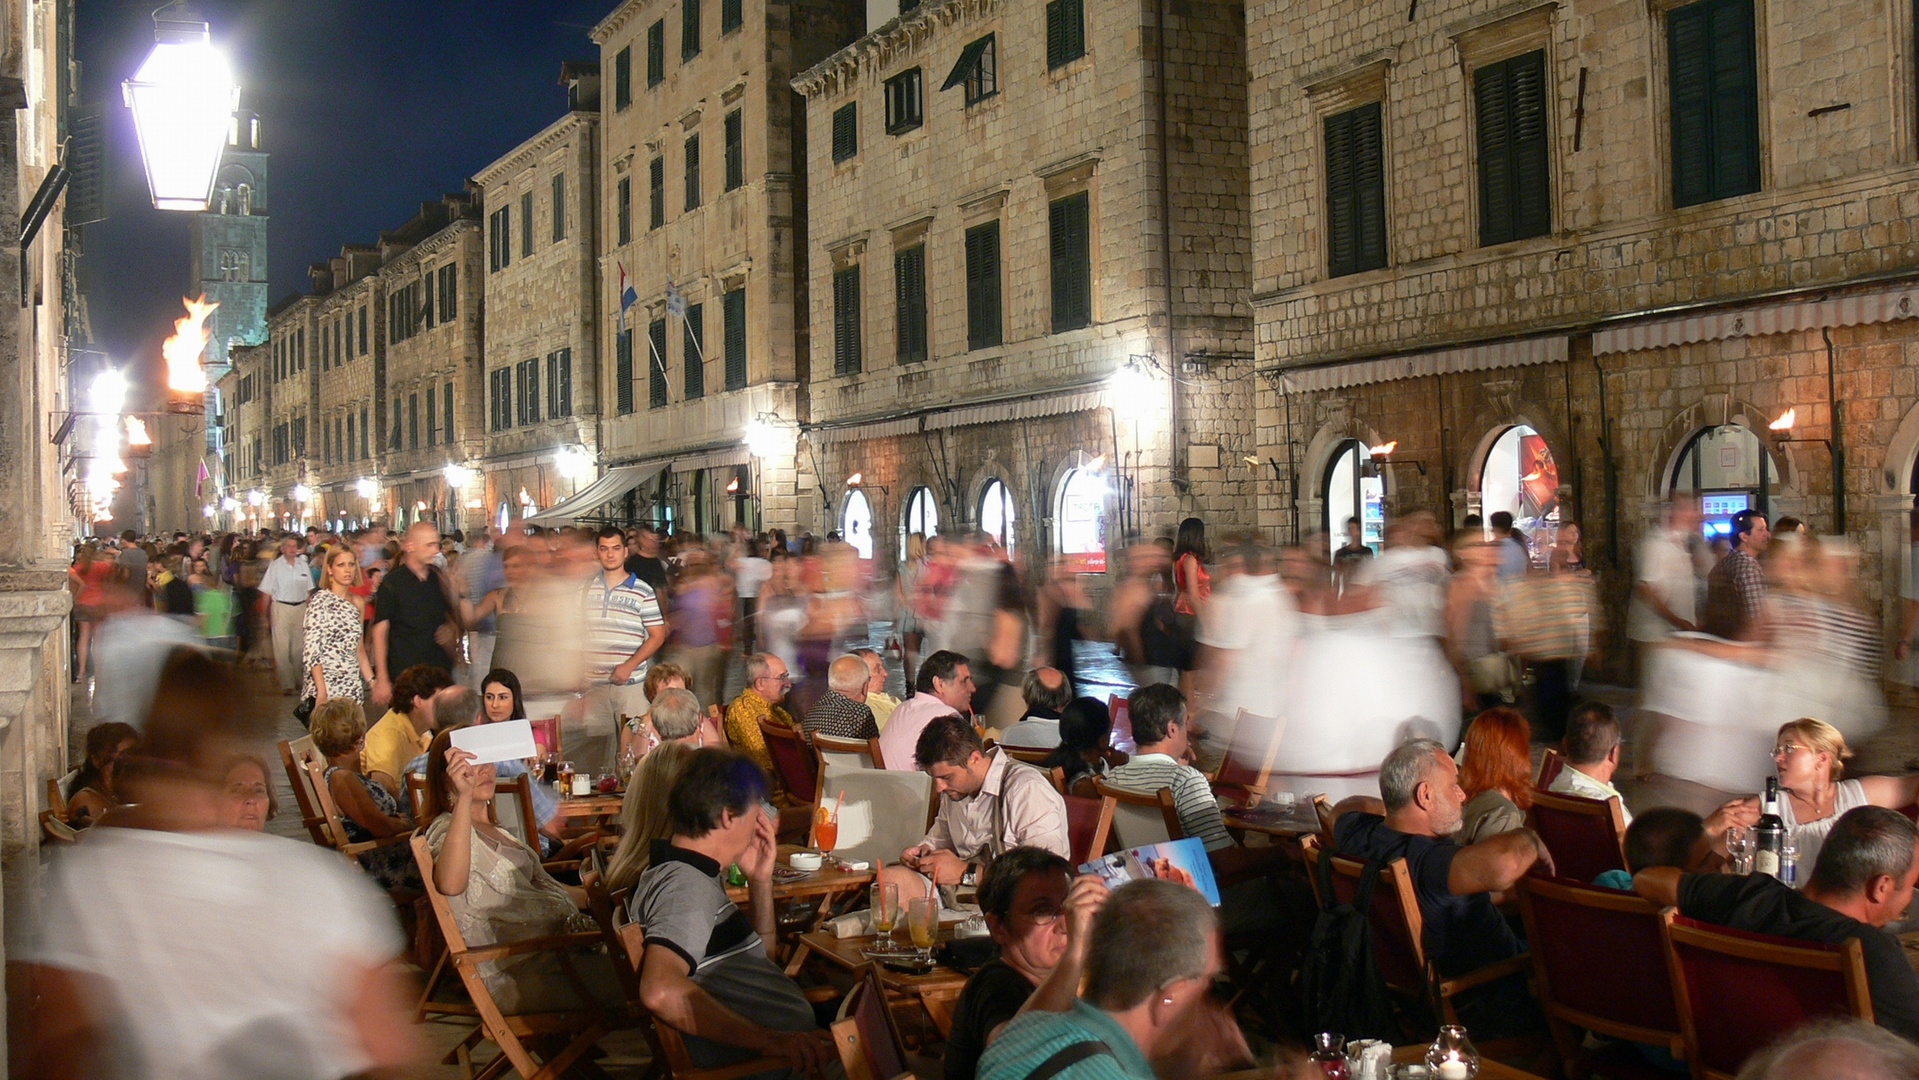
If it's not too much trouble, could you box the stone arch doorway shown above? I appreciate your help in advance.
[1666,424,1783,539]
[1322,437,1384,560]
[841,488,874,560]
[1475,423,1562,567]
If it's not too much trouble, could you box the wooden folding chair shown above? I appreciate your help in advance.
[283,736,415,864]
[409,835,625,1080]
[1089,780,1183,855]
[1515,876,1685,1075]
[1107,694,1133,751]
[278,736,334,847]
[1665,915,1872,1080]
[1527,789,1629,881]
[998,745,1053,767]
[1063,788,1107,863]
[40,770,81,844]
[1205,709,1285,807]
[1312,794,1336,848]
[761,715,820,802]
[833,961,912,1080]
[1301,835,1533,1038]
[815,732,886,771]
[1536,747,1566,788]
[407,771,432,822]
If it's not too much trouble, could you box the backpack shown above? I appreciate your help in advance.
[1297,844,1405,1042]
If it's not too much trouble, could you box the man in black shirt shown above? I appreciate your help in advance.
[945,847,1106,1080]
[371,522,456,707]
[624,524,670,593]
[1634,805,1919,1042]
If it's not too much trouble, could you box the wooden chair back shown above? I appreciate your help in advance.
[1514,876,1684,1061]
[1107,694,1133,752]
[493,773,542,850]
[283,735,414,861]
[999,745,1053,767]
[1208,709,1285,805]
[530,715,562,760]
[761,716,820,803]
[46,769,80,821]
[1089,780,1183,855]
[1665,915,1873,1080]
[1063,789,1106,863]
[1527,789,1629,881]
[278,736,334,847]
[1313,794,1336,848]
[1300,835,1431,997]
[814,732,885,771]
[406,772,431,822]
[1536,748,1565,788]
[605,895,786,1080]
[832,962,911,1080]
[410,835,620,1080]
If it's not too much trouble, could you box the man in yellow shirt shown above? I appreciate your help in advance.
[857,648,900,730]
[725,652,798,798]
[362,664,454,795]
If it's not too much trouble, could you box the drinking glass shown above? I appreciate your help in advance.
[906,897,937,959]
[869,882,899,940]
[813,805,839,852]
[1725,825,1755,875]
[1425,1024,1479,1080]
[1310,1033,1349,1078]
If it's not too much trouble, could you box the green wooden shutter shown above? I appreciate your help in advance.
[832,103,858,162]
[1049,192,1091,332]
[966,221,1002,349]
[724,289,747,389]
[834,267,862,375]
[1476,58,1514,245]
[1047,0,1085,68]
[1326,102,1387,277]
[616,330,635,415]
[1668,1,1714,207]
[649,319,669,407]
[683,302,705,399]
[1476,51,1550,246]
[895,245,927,365]
[1670,0,1758,207]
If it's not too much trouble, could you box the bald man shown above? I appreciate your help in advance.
[370,522,460,708]
[802,654,881,741]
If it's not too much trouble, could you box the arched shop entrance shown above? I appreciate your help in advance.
[1670,425,1779,539]
[840,488,874,560]
[1480,424,1560,569]
[980,478,1015,557]
[1055,468,1107,572]
[901,485,939,562]
[1323,438,1384,561]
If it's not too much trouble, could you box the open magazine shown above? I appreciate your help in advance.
[1079,835,1221,906]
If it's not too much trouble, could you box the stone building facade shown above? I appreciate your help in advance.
[585,0,864,535]
[190,113,270,382]
[253,292,317,530]
[216,337,271,527]
[474,67,605,529]
[792,0,1255,569]
[306,247,386,526]
[1246,0,1919,662]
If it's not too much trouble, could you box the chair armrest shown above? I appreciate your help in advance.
[339,830,417,857]
[460,930,609,964]
[802,985,840,1003]
[1435,953,1531,997]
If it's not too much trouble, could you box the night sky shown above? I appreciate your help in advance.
[75,0,610,404]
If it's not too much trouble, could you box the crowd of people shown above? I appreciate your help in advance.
[28,498,1919,1079]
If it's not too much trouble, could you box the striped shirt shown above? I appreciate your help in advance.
[1104,752,1234,851]
[582,571,665,682]
[979,1000,1154,1080]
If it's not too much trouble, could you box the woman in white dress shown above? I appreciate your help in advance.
[1760,718,1919,879]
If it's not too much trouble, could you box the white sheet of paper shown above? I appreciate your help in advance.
[449,718,537,766]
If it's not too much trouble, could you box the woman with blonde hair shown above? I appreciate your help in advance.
[309,698,417,890]
[603,739,697,892]
[302,544,372,704]
[1767,717,1919,874]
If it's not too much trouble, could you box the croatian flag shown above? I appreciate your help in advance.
[617,263,638,330]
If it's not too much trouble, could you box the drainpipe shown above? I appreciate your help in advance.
[1825,327,1846,534]
[1154,0,1183,493]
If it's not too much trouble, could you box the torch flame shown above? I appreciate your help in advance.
[1521,468,1544,482]
[845,472,864,487]
[164,296,219,394]
[1369,441,1398,458]
[124,416,151,447]
[1769,408,1797,431]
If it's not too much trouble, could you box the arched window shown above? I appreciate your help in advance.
[1055,469,1107,572]
[1480,424,1559,568]
[237,183,252,216]
[841,489,874,559]
[1671,425,1775,537]
[1322,438,1383,560]
[979,478,1015,557]
[901,486,939,560]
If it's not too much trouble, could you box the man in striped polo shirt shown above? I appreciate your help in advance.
[574,526,669,775]
[1103,684,1233,852]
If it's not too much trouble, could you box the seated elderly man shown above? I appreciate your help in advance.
[1330,738,1548,1036]
[1549,702,1632,824]
[631,749,833,1074]
[1635,806,1919,1042]
[723,653,797,795]
[1736,1018,1919,1080]
[995,668,1073,749]
[978,878,1249,1080]
[802,654,879,741]
[648,687,706,745]
[881,715,1070,901]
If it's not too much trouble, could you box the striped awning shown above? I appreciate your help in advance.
[923,387,1108,431]
[672,446,752,472]
[810,417,924,446]
[1593,285,1919,355]
[524,463,665,525]
[1274,336,1567,393]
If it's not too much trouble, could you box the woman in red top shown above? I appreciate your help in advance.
[69,544,115,683]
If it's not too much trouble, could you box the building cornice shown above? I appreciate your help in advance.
[794,0,1001,99]
[382,219,477,274]
[592,0,649,44]
[472,111,597,187]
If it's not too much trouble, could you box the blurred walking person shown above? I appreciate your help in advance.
[258,535,313,696]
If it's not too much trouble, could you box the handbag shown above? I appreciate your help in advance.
[293,695,316,727]
[1464,652,1517,701]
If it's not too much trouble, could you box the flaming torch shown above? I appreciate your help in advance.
[163,295,218,413]
[125,416,154,459]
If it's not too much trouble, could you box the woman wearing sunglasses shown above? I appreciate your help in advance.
[1763,717,1919,875]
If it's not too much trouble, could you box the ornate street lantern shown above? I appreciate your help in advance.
[122,4,240,212]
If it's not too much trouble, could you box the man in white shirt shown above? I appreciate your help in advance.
[1627,497,1702,644]
[1547,702,1633,825]
[995,667,1072,749]
[1194,540,1297,772]
[257,535,314,695]
[878,650,976,770]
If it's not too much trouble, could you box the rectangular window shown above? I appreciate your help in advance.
[444,383,454,447]
[551,172,567,242]
[885,68,923,134]
[616,329,635,415]
[682,0,701,60]
[346,415,355,460]
[831,103,858,163]
[683,302,705,399]
[390,400,402,450]
[833,266,862,375]
[422,272,436,329]
[724,110,744,191]
[723,0,742,32]
[618,176,634,244]
[408,394,419,450]
[648,318,670,407]
[649,157,665,229]
[647,21,665,86]
[426,387,438,446]
[1046,0,1085,68]
[942,34,997,106]
[358,306,367,354]
[439,263,457,321]
[489,205,511,271]
[684,135,701,210]
[723,288,747,389]
[520,191,534,257]
[521,359,541,425]
[1324,101,1388,278]
[1475,50,1551,246]
[965,220,1002,349]
[548,348,573,418]
[1049,191,1093,332]
[360,408,369,457]
[490,368,508,430]
[895,244,927,364]
[615,45,633,109]
[1668,0,1760,207]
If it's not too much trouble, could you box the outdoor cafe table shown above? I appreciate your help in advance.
[784,926,972,1037]
[1220,801,1323,850]
[725,846,877,906]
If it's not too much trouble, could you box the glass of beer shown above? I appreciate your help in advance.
[869,883,899,941]
[907,896,937,959]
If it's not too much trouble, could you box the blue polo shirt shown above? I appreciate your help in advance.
[978,1000,1154,1080]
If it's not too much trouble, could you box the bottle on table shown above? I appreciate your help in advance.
[1754,777,1786,879]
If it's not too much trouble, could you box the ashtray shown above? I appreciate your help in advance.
[787,852,823,872]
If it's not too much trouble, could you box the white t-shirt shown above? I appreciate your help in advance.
[1628,527,1697,641]
[30,827,402,1080]
[735,556,772,599]
[1195,572,1299,723]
